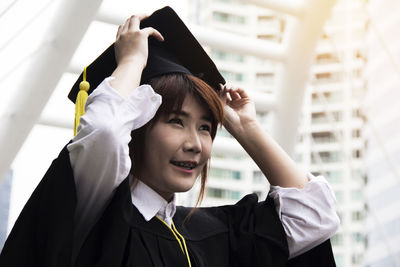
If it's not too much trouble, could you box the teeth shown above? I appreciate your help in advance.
[171,161,196,169]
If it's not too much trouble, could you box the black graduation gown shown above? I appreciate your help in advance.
[0,146,336,267]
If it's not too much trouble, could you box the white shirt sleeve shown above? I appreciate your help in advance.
[268,173,340,259]
[67,77,161,255]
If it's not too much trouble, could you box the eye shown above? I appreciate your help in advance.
[199,124,211,132]
[168,117,183,126]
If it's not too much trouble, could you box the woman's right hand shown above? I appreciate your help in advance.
[110,14,164,98]
[114,14,164,70]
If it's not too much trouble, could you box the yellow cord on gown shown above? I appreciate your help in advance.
[74,66,90,136]
[156,216,192,267]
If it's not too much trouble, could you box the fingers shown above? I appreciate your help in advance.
[220,84,248,101]
[120,17,130,34]
[117,14,164,42]
[219,84,231,102]
[116,25,122,39]
[117,14,145,36]
[128,14,148,31]
[142,27,164,41]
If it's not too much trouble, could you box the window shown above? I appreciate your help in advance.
[207,188,241,200]
[211,50,244,63]
[256,72,274,86]
[257,34,279,42]
[352,149,362,159]
[230,191,241,200]
[209,168,242,180]
[334,191,343,204]
[213,12,245,24]
[334,254,344,266]
[352,211,363,222]
[351,190,362,201]
[311,91,342,104]
[352,253,363,265]
[314,71,342,83]
[352,109,364,119]
[352,129,361,138]
[212,50,227,60]
[253,171,265,183]
[232,171,241,180]
[312,151,343,163]
[326,171,343,183]
[352,233,363,244]
[312,131,337,143]
[220,70,245,82]
[258,15,274,22]
[354,49,366,61]
[311,111,342,124]
[315,72,331,79]
[315,53,339,64]
[207,188,222,198]
[331,233,343,246]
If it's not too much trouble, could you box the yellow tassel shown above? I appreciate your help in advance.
[74,66,90,136]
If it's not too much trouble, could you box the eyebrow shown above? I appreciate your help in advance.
[171,110,213,123]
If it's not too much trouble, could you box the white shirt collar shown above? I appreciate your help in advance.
[131,179,176,226]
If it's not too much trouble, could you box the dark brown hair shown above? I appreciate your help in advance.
[129,73,224,206]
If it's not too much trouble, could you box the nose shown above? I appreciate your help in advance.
[183,129,202,154]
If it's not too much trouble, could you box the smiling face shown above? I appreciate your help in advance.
[129,73,224,204]
[139,94,213,201]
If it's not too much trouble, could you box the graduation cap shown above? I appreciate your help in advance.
[68,6,225,135]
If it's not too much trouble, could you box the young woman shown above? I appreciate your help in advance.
[0,7,339,267]
[69,11,339,266]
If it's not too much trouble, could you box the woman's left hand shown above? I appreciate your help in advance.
[219,84,257,136]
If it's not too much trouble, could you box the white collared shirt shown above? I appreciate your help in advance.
[131,179,176,227]
[68,78,339,259]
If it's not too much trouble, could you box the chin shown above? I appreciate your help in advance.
[171,181,197,193]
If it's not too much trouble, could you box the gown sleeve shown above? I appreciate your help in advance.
[221,191,337,266]
[0,146,76,267]
[0,78,161,267]
[269,173,340,258]
[174,192,337,267]
[67,77,161,258]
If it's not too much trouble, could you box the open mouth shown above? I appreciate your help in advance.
[170,160,197,170]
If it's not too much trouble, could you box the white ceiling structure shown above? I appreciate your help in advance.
[0,0,336,185]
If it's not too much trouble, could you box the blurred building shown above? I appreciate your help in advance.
[0,171,12,251]
[177,1,368,267]
[363,0,400,266]
[298,1,368,266]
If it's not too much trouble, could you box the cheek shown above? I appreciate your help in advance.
[202,139,213,160]
[145,132,178,160]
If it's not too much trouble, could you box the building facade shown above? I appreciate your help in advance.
[298,1,368,266]
[363,0,400,266]
[0,171,12,251]
[178,1,369,267]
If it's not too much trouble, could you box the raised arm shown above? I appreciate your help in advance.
[68,15,163,261]
[110,14,164,98]
[220,85,307,189]
[220,85,339,258]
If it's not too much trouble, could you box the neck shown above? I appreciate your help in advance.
[137,178,174,202]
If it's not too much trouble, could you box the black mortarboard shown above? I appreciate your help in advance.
[68,6,225,103]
